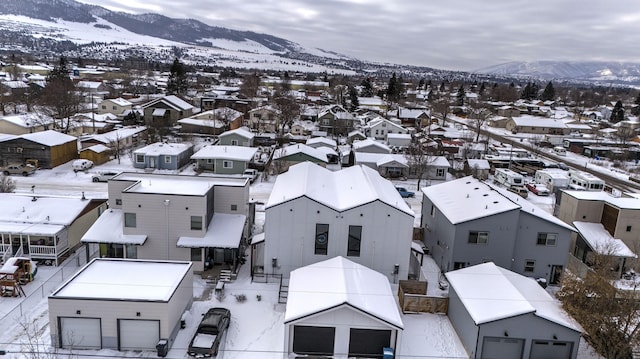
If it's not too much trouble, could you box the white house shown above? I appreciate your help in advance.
[446,262,582,359]
[362,117,409,141]
[352,138,392,154]
[284,256,403,357]
[48,258,193,352]
[260,162,415,281]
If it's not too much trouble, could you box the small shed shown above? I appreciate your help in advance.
[445,262,582,359]
[284,256,403,358]
[48,258,193,351]
[79,144,111,165]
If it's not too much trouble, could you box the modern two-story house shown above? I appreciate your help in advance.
[421,176,575,284]
[259,162,415,281]
[80,172,251,272]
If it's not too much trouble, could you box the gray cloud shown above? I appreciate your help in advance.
[77,0,640,71]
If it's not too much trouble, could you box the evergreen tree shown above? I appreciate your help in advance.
[479,83,486,97]
[632,92,640,116]
[348,86,359,111]
[439,81,446,92]
[610,100,625,123]
[540,81,556,101]
[521,82,532,100]
[360,77,374,97]
[166,58,188,95]
[456,85,465,106]
[386,73,401,103]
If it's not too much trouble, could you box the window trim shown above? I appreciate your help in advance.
[135,154,145,163]
[524,259,536,272]
[190,216,203,230]
[223,160,233,169]
[164,155,171,163]
[124,212,136,228]
[468,231,488,244]
[536,233,557,246]
[347,225,362,257]
[315,223,329,255]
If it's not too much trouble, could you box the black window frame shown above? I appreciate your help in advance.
[347,225,362,257]
[315,223,329,255]
[190,216,203,230]
[124,212,136,228]
[468,231,488,244]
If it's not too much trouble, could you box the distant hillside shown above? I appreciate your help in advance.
[475,61,640,86]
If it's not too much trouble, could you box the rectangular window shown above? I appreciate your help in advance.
[231,139,239,145]
[136,154,144,163]
[347,225,362,257]
[231,204,238,211]
[207,158,213,164]
[115,199,122,205]
[437,168,445,177]
[468,231,488,244]
[101,105,106,109]
[190,216,203,230]
[191,248,202,261]
[124,213,136,228]
[315,224,329,255]
[627,225,632,232]
[223,160,233,169]
[537,233,557,246]
[524,260,535,272]
[112,106,117,110]
[164,156,171,163]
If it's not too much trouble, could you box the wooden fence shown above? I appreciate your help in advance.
[398,280,448,314]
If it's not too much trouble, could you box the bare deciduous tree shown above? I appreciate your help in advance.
[0,173,16,192]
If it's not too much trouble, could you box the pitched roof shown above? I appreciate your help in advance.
[134,142,193,156]
[219,127,255,140]
[267,162,414,216]
[284,256,404,329]
[573,221,636,258]
[445,262,582,332]
[272,143,328,163]
[20,130,76,146]
[191,145,258,161]
[422,176,520,224]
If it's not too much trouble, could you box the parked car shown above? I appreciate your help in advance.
[72,159,94,172]
[526,182,550,196]
[2,164,36,176]
[396,187,415,198]
[188,307,231,357]
[92,171,120,182]
[242,169,259,183]
[507,185,529,198]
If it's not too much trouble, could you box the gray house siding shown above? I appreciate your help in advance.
[122,192,206,262]
[213,158,248,175]
[447,288,480,357]
[513,212,572,283]
[478,314,580,359]
[133,147,194,170]
[219,133,253,147]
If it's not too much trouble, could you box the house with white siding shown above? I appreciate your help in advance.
[258,162,415,281]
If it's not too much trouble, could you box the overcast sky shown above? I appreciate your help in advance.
[76,0,640,72]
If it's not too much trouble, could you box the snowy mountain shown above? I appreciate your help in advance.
[475,61,640,86]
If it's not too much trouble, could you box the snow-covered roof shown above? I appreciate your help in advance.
[177,117,225,128]
[284,256,403,329]
[446,262,582,332]
[51,258,192,301]
[387,133,411,140]
[467,159,490,170]
[306,136,337,148]
[0,193,98,228]
[83,126,146,145]
[81,144,111,153]
[267,162,414,216]
[561,190,640,209]
[144,95,193,111]
[510,115,568,128]
[220,127,255,140]
[0,113,53,128]
[152,108,167,116]
[112,172,247,196]
[488,183,575,232]
[422,176,520,224]
[352,138,391,153]
[134,142,193,156]
[103,97,132,107]
[573,221,636,258]
[272,143,328,163]
[191,145,258,161]
[81,209,147,245]
[18,130,76,146]
[177,213,246,248]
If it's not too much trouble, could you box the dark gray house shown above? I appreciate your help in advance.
[191,145,258,174]
[446,262,582,359]
[421,176,574,285]
[132,142,194,170]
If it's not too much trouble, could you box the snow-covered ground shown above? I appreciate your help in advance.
[0,154,604,358]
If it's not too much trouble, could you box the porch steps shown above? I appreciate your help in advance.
[219,269,233,282]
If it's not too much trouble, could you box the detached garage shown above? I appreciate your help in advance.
[445,262,582,359]
[284,256,403,358]
[48,258,193,352]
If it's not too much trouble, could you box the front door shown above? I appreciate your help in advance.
[149,157,156,168]
[550,265,563,285]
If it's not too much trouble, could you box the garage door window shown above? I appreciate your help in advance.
[293,325,335,356]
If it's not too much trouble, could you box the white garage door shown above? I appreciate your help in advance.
[59,317,101,349]
[530,340,573,359]
[118,319,160,351]
[481,336,524,359]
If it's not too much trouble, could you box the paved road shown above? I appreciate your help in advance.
[460,120,640,193]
